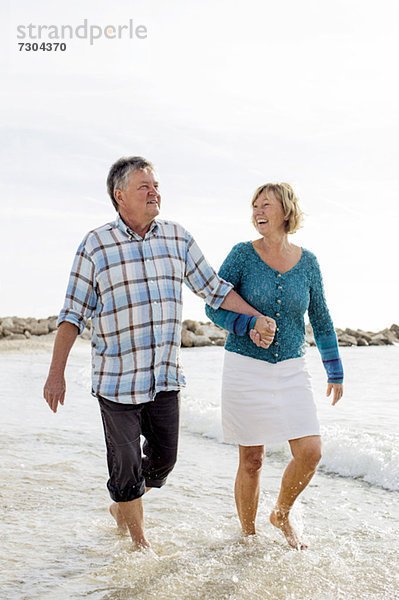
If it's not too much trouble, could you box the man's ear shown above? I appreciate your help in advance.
[114,189,124,208]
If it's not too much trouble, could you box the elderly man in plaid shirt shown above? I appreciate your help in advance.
[43,156,275,550]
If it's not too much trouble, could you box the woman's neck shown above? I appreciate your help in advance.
[259,233,291,255]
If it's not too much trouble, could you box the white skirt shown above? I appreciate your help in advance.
[221,351,320,446]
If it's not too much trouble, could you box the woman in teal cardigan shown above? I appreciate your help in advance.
[205,183,343,550]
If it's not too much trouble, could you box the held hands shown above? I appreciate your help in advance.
[43,371,66,413]
[327,382,343,406]
[250,316,276,349]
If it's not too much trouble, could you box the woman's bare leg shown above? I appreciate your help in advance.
[270,435,321,549]
[235,445,265,535]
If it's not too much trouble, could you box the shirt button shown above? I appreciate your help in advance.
[276,313,280,317]
[154,301,158,305]
[274,353,278,357]
[277,299,281,304]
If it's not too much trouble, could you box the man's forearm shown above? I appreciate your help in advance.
[220,289,262,317]
[49,321,79,374]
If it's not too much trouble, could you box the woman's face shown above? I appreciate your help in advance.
[252,191,287,236]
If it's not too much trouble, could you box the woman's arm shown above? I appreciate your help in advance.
[308,255,344,402]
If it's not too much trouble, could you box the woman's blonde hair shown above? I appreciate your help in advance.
[251,183,303,234]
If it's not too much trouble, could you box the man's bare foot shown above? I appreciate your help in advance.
[270,508,307,550]
[133,538,152,551]
[109,503,128,533]
[110,503,152,549]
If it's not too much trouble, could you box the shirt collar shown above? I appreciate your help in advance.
[115,214,159,240]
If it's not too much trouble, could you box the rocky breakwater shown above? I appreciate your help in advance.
[181,320,227,347]
[0,316,92,341]
[0,316,398,348]
[305,323,399,347]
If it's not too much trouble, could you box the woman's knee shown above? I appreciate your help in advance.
[240,447,265,476]
[300,440,322,470]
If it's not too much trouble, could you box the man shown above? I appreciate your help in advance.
[43,156,275,549]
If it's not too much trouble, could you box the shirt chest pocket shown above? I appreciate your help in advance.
[155,255,185,282]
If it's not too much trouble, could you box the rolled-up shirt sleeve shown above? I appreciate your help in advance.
[57,238,97,334]
[184,232,233,308]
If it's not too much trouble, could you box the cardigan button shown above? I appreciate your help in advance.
[277,274,282,278]
[274,353,278,357]
[277,299,281,304]
[278,285,282,290]
[276,313,280,317]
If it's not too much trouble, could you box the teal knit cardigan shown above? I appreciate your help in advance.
[205,242,343,383]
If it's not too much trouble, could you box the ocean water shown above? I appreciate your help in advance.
[0,340,398,600]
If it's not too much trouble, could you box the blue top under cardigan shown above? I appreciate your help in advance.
[205,242,343,383]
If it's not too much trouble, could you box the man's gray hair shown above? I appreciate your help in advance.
[106,156,155,212]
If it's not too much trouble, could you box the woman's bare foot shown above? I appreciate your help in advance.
[270,508,307,550]
[109,503,128,533]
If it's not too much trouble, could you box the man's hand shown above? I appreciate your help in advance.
[42,321,78,414]
[43,371,66,413]
[327,383,343,406]
[250,316,276,349]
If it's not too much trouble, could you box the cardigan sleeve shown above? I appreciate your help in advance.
[308,256,344,383]
[205,244,258,335]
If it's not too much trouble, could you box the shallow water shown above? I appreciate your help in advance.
[1,345,398,599]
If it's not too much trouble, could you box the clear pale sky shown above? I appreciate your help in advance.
[2,0,398,331]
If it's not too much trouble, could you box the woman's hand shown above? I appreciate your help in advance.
[250,316,276,349]
[327,383,343,406]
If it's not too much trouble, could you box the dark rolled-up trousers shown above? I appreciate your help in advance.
[98,390,180,502]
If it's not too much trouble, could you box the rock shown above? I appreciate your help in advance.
[369,333,391,346]
[7,333,28,341]
[1,317,15,336]
[354,330,373,342]
[30,320,50,336]
[338,333,358,346]
[195,322,227,342]
[182,320,198,333]
[389,323,399,339]
[24,330,31,339]
[378,329,398,344]
[48,317,58,332]
[344,327,361,337]
[80,330,92,341]
[10,317,28,334]
[356,337,369,346]
[181,329,196,347]
[192,334,212,347]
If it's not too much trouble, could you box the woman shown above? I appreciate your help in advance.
[205,183,343,550]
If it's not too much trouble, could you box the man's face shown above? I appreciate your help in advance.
[115,169,161,225]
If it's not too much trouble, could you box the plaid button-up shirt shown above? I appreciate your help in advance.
[58,215,233,404]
